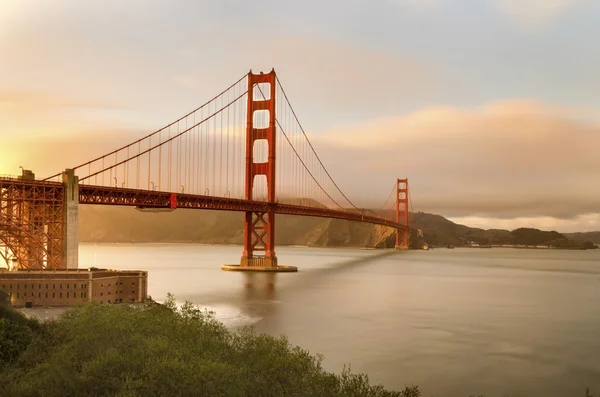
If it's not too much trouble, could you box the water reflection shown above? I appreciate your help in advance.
[242,272,277,301]
[234,272,280,331]
[236,251,398,333]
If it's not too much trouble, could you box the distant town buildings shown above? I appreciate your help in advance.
[466,242,553,249]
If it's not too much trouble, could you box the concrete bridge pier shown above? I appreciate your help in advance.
[62,169,79,269]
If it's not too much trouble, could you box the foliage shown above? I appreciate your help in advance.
[580,241,598,250]
[508,228,573,247]
[0,294,39,369]
[0,318,35,369]
[0,305,40,331]
[0,294,418,397]
[0,289,9,305]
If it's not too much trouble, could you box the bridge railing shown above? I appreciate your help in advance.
[0,175,63,186]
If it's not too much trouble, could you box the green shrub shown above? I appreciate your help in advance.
[0,295,417,397]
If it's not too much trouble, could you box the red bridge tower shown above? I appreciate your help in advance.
[222,69,297,272]
[395,178,409,250]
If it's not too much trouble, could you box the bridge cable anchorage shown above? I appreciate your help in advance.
[42,73,248,181]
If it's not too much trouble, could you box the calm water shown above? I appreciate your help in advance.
[80,244,600,396]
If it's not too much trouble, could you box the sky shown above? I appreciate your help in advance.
[0,0,599,232]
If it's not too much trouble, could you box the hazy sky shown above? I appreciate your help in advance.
[1,0,599,232]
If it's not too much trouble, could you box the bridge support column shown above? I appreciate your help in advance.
[18,170,43,269]
[62,169,79,269]
[395,178,409,250]
[222,69,296,273]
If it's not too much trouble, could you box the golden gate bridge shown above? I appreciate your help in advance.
[0,69,410,272]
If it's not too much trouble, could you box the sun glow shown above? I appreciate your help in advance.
[0,1,28,37]
[0,152,17,176]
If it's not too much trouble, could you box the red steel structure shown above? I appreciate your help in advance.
[242,70,277,268]
[0,69,411,271]
[0,175,63,269]
[395,178,409,249]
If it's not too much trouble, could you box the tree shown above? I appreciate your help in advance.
[0,289,9,306]
[0,295,39,369]
[0,318,35,368]
[579,241,598,250]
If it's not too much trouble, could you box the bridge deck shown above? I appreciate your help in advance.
[79,185,405,229]
[1,177,405,230]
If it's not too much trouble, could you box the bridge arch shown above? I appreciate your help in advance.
[0,213,52,269]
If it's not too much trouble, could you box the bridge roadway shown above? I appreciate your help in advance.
[1,177,406,230]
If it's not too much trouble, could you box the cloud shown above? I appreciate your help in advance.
[385,0,585,26]
[175,36,432,116]
[0,90,130,143]
[0,91,123,111]
[171,75,200,90]
[488,0,584,26]
[384,0,584,26]
[387,0,442,13]
[311,99,600,221]
[267,38,430,107]
[0,129,148,177]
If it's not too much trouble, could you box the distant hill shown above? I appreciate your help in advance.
[78,206,597,249]
[78,206,393,248]
[564,232,600,245]
[406,212,594,249]
[408,212,512,247]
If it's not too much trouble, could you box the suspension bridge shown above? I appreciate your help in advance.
[0,69,410,272]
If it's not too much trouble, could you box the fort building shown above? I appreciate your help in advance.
[0,268,148,307]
